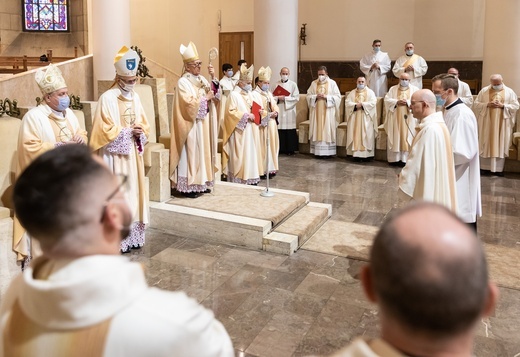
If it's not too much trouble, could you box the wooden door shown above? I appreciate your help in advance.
[218,32,254,76]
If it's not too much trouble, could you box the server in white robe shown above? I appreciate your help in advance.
[254,66,280,177]
[473,74,519,175]
[2,145,233,357]
[222,64,262,185]
[306,66,341,157]
[447,68,474,107]
[218,63,235,131]
[344,77,378,159]
[273,67,300,155]
[383,73,419,164]
[432,74,481,228]
[360,39,392,97]
[399,90,457,211]
[392,42,428,89]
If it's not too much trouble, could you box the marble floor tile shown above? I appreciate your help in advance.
[99,154,520,356]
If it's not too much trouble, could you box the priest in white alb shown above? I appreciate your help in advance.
[306,66,341,157]
[399,89,457,211]
[432,74,481,229]
[473,74,519,175]
[447,67,474,107]
[392,42,428,89]
[383,73,419,165]
[344,77,378,160]
[90,46,150,253]
[360,39,391,97]
[170,41,218,198]
[222,64,262,185]
[14,63,87,265]
[254,66,280,177]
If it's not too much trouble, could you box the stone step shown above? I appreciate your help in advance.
[273,202,332,248]
[149,181,311,253]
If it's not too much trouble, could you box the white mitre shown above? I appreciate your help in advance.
[35,64,67,94]
[114,46,139,76]
[239,63,254,81]
[258,66,272,81]
[180,41,199,63]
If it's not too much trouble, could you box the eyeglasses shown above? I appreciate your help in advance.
[189,61,203,67]
[100,174,128,223]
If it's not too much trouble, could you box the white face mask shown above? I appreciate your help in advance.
[492,84,503,91]
[226,70,233,77]
[406,49,414,56]
[118,80,135,93]
[281,74,289,81]
[357,84,365,90]
[318,75,326,82]
[400,79,409,87]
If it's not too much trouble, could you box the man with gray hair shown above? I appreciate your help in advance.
[330,202,498,356]
[473,74,519,176]
[399,89,457,211]
[1,145,234,356]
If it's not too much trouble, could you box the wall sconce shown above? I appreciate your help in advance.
[300,23,307,46]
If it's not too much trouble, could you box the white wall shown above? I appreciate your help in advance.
[297,0,485,61]
[129,0,254,85]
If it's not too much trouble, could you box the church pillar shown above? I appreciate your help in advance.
[91,0,131,95]
[253,0,298,84]
[482,0,520,93]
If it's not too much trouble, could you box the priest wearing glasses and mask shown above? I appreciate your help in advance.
[90,46,150,254]
[170,41,219,198]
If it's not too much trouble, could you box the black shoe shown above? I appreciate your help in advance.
[491,171,504,177]
[182,192,200,198]
[260,174,267,180]
[268,173,276,178]
[204,188,211,193]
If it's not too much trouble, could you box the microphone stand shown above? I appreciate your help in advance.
[260,97,274,198]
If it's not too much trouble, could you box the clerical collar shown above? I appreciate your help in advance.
[445,98,463,110]
[281,79,288,83]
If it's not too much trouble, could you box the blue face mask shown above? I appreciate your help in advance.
[226,70,233,77]
[261,84,269,92]
[56,96,70,111]
[373,47,380,52]
[406,49,414,56]
[435,94,446,107]
[357,84,365,90]
[243,84,252,92]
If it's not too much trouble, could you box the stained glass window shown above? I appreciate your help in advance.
[23,0,69,32]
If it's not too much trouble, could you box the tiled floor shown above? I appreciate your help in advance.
[129,154,520,357]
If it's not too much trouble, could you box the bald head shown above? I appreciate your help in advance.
[490,74,503,86]
[399,73,410,81]
[410,89,436,119]
[369,202,490,337]
[447,67,459,77]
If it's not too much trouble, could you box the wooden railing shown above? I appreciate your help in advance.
[0,47,78,74]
